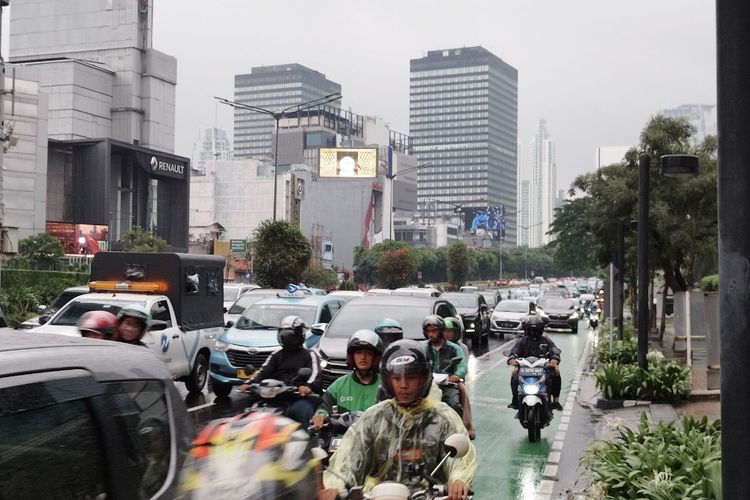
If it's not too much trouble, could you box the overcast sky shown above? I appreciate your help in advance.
[155,1,712,189]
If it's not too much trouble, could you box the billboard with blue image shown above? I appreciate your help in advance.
[465,205,506,240]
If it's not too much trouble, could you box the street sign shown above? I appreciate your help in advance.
[229,239,247,253]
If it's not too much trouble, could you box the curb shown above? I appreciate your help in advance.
[687,389,721,401]
[534,331,593,500]
[595,398,651,410]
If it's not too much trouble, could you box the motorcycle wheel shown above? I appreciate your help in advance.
[527,420,539,443]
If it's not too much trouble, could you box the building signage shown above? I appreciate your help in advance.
[318,148,378,178]
[229,239,247,253]
[134,150,188,180]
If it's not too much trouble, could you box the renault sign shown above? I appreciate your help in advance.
[134,149,188,180]
[319,148,378,178]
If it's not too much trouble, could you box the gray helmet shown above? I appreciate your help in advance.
[278,315,306,348]
[380,339,433,405]
[346,329,383,369]
[421,314,445,339]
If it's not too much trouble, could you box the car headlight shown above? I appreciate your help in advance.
[212,339,230,351]
[319,359,328,368]
[569,312,579,319]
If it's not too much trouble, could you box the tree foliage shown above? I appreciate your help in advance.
[121,226,170,253]
[550,115,718,295]
[252,220,312,288]
[18,233,64,269]
[447,241,469,288]
[301,264,338,288]
[374,240,416,289]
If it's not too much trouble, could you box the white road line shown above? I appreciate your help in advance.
[187,401,216,413]
[466,338,517,383]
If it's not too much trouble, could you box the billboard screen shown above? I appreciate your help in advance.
[318,148,378,178]
[46,221,109,254]
[464,205,507,240]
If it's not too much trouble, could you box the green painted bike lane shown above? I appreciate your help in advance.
[466,328,590,498]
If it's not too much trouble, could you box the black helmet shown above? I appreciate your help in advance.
[522,315,546,339]
[380,340,433,405]
[278,315,306,348]
[373,318,404,347]
[421,314,445,339]
[346,329,383,369]
[443,316,463,343]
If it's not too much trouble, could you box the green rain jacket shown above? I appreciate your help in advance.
[426,340,468,379]
[322,397,477,493]
[316,372,381,417]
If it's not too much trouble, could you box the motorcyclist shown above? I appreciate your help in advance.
[319,340,477,500]
[311,329,382,429]
[116,304,152,345]
[443,317,476,440]
[373,318,404,349]
[77,310,118,340]
[422,315,467,417]
[507,315,563,411]
[249,315,322,425]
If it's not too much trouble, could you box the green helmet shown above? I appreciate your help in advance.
[443,316,463,343]
[373,318,404,347]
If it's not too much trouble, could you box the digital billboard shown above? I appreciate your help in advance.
[464,205,507,240]
[318,148,378,178]
[46,221,109,254]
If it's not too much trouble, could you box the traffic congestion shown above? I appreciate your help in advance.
[1,251,603,499]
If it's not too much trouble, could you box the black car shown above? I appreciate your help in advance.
[538,297,579,333]
[0,332,194,498]
[440,292,491,343]
[316,295,458,387]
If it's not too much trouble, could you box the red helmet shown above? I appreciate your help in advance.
[78,310,118,339]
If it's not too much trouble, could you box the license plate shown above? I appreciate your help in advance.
[520,367,545,376]
[330,437,343,451]
[236,368,251,379]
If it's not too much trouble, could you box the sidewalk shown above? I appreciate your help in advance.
[543,318,720,499]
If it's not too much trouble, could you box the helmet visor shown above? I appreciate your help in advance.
[384,363,431,404]
[375,327,403,345]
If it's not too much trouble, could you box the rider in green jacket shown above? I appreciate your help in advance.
[311,329,383,428]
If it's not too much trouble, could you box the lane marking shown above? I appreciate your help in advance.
[466,338,517,383]
[187,401,216,413]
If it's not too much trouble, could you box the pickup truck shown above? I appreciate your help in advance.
[30,252,225,393]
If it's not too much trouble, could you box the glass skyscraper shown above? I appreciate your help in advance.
[233,64,341,159]
[410,46,518,243]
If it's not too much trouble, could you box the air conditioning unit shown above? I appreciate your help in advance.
[1,227,18,254]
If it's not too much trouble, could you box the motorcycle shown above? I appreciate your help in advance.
[242,365,320,414]
[505,348,559,442]
[585,304,600,328]
[326,433,474,500]
[309,407,362,464]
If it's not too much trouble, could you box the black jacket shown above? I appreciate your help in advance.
[509,335,561,363]
[251,346,323,393]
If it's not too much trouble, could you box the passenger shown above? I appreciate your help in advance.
[311,330,382,429]
[77,310,118,340]
[422,315,466,417]
[249,315,322,425]
[443,317,476,439]
[116,305,152,346]
[319,340,476,500]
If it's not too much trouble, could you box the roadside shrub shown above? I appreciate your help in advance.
[594,361,691,402]
[700,274,719,292]
[596,338,637,365]
[582,414,721,499]
[0,269,89,326]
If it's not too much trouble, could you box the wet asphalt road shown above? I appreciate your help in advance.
[177,324,591,498]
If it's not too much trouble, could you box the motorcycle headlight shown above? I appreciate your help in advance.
[469,322,475,329]
[523,384,540,395]
[212,339,230,351]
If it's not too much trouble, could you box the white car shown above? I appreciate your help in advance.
[223,283,260,312]
[491,299,538,338]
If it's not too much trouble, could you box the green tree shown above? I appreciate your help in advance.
[374,240,416,289]
[547,197,599,274]
[252,220,312,288]
[447,241,469,288]
[121,226,170,252]
[18,233,64,269]
[301,264,338,288]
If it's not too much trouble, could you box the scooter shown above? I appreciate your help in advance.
[324,433,474,500]
[585,305,600,328]
[308,407,362,463]
[242,365,320,414]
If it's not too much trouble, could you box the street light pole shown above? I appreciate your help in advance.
[636,155,650,370]
[215,92,342,221]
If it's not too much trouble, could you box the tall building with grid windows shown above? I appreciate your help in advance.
[233,64,341,159]
[410,47,518,244]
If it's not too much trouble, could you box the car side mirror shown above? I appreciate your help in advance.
[37,305,48,314]
[223,307,228,313]
[149,321,168,332]
[225,320,235,329]
[310,323,327,336]
[38,315,50,325]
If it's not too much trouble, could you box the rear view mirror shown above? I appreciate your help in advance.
[503,350,512,357]
[310,323,327,336]
[225,320,235,329]
[149,321,168,332]
[443,433,471,459]
[38,315,50,325]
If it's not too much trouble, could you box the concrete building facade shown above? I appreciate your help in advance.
[192,127,232,175]
[528,119,556,247]
[410,46,518,244]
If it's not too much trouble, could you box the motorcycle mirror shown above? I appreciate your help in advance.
[244,364,256,374]
[369,482,410,500]
[443,433,471,459]
[503,350,512,357]
[311,447,328,461]
[540,343,548,352]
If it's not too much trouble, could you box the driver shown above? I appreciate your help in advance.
[249,315,322,425]
[116,305,152,346]
[311,329,383,429]
[507,315,563,411]
[77,310,118,340]
[422,315,467,417]
[318,340,476,500]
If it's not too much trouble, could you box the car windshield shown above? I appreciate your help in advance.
[236,304,317,330]
[48,290,87,312]
[495,301,529,313]
[542,299,573,311]
[51,299,146,326]
[227,293,270,315]
[442,294,477,308]
[224,287,241,302]
[325,302,432,340]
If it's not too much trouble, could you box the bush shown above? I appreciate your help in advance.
[0,269,89,326]
[594,361,691,402]
[301,264,338,288]
[582,414,721,499]
[700,274,719,292]
[596,338,637,365]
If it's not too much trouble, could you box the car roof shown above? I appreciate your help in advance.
[64,285,91,292]
[72,292,154,302]
[345,295,444,307]
[0,332,171,381]
[328,291,365,296]
[253,295,339,306]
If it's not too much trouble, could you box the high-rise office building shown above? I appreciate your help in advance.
[528,119,556,247]
[661,104,717,142]
[233,64,341,159]
[410,46,518,244]
[192,127,233,175]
